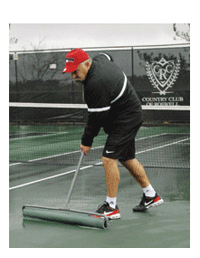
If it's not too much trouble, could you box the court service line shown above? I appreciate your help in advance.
[9,165,93,191]
[9,136,189,191]
[9,131,68,141]
[136,137,190,155]
[135,133,167,141]
[9,162,22,166]
[9,133,167,167]
[9,147,99,166]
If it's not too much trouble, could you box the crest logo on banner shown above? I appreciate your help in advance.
[146,57,181,95]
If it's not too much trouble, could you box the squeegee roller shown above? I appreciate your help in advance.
[22,205,109,229]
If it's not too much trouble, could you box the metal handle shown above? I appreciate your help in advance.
[65,151,85,208]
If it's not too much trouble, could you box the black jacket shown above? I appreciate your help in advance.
[81,53,143,146]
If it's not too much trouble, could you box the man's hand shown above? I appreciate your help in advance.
[80,144,91,156]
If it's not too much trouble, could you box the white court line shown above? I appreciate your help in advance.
[9,165,93,191]
[9,131,68,141]
[136,137,190,155]
[9,133,167,167]
[9,146,101,166]
[9,162,22,167]
[135,133,167,141]
[9,136,190,191]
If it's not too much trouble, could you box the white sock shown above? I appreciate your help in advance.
[143,184,156,197]
[106,196,116,209]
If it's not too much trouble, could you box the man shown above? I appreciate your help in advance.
[62,48,163,219]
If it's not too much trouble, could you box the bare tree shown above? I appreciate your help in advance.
[173,23,190,42]
[9,24,18,44]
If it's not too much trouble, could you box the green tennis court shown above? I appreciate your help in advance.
[9,44,190,248]
[9,124,190,248]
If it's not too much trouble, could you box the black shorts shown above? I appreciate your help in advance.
[102,123,141,162]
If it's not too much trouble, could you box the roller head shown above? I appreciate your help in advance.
[22,205,109,229]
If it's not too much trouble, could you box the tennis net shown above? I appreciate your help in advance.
[9,103,190,169]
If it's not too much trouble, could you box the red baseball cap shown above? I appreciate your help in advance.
[62,48,90,73]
